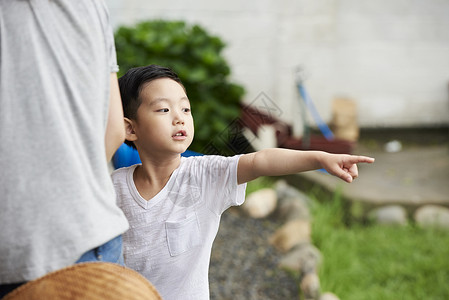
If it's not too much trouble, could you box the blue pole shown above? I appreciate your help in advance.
[297,83,334,141]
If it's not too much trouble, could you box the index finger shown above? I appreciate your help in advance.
[346,155,375,164]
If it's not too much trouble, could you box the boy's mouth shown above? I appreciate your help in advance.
[173,130,187,138]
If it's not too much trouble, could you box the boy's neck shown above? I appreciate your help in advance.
[133,154,182,201]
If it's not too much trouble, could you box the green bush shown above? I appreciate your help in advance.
[114,20,245,154]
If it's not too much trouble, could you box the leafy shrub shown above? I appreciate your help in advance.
[114,20,245,154]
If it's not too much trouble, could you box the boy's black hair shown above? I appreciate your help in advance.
[118,64,184,149]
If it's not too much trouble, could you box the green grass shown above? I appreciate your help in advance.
[309,189,449,300]
[245,176,276,195]
[246,178,449,299]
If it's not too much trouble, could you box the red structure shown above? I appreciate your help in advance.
[239,105,354,154]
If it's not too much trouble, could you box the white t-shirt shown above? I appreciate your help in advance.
[112,155,247,300]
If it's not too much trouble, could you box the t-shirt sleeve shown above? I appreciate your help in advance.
[198,155,247,215]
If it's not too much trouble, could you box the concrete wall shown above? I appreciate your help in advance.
[106,0,449,130]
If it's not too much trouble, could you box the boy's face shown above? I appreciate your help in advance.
[132,78,194,156]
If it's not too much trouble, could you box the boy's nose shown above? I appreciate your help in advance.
[173,113,185,125]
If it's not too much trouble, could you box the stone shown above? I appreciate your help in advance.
[414,205,449,230]
[368,205,408,225]
[278,243,322,274]
[384,140,402,153]
[319,292,340,300]
[275,179,302,200]
[300,272,320,300]
[276,196,310,221]
[241,188,277,219]
[275,180,311,221]
[269,219,310,252]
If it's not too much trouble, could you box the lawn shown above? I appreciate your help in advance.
[244,176,449,299]
[309,188,449,300]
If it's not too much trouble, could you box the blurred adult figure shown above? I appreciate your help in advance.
[0,0,129,297]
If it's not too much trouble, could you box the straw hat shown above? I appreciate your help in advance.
[3,262,162,300]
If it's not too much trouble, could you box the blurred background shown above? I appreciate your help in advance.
[106,0,449,132]
[105,1,449,299]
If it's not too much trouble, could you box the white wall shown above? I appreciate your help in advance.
[106,0,449,129]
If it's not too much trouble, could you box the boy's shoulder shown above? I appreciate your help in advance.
[181,154,239,163]
[180,154,242,171]
[111,164,139,181]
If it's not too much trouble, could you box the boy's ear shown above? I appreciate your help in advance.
[124,117,138,142]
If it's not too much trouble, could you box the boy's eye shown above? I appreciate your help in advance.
[156,108,169,113]
[182,108,191,113]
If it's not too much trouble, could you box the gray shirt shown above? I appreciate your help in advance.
[0,0,129,283]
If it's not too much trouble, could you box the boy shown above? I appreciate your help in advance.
[112,65,374,300]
